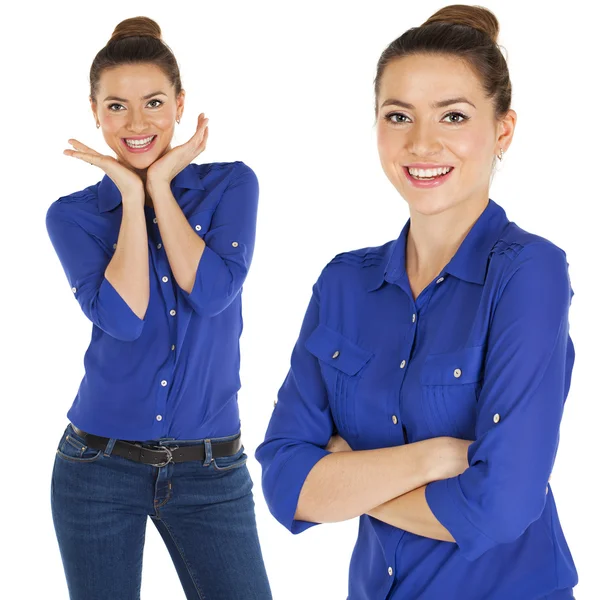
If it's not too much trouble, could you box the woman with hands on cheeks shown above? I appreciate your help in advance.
[46,17,271,600]
[256,5,577,600]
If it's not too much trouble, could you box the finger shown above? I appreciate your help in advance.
[63,149,104,167]
[68,139,102,156]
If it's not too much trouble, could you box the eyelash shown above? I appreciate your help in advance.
[108,99,164,112]
[385,111,469,125]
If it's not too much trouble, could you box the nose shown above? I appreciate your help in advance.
[406,121,443,158]
[127,109,148,134]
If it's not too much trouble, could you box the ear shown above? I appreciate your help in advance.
[89,96,99,127]
[176,89,186,120]
[496,108,517,154]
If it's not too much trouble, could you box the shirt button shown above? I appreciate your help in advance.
[454,368,462,378]
[71,287,77,293]
[160,380,168,387]
[388,567,393,576]
[113,243,117,249]
[153,217,158,224]
[171,344,176,351]
[493,413,501,423]
[392,415,398,425]
[162,276,169,283]
[400,360,406,369]
[412,313,416,323]
[332,350,340,359]
[436,276,445,284]
[195,225,202,231]
[546,485,549,495]
[170,309,177,316]
[157,243,162,249]
[156,415,163,421]
[232,241,239,247]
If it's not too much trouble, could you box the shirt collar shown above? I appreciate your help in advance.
[366,199,509,291]
[97,164,205,213]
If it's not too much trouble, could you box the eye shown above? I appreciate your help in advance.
[442,111,469,124]
[108,103,125,112]
[147,99,163,108]
[385,112,410,124]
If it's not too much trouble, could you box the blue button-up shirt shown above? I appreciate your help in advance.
[46,161,258,441]
[256,200,578,599]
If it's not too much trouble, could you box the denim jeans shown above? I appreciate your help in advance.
[51,423,272,600]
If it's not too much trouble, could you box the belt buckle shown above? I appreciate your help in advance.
[151,445,174,468]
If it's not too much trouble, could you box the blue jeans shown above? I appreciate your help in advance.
[51,424,272,600]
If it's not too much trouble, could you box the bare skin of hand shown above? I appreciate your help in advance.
[64,140,144,201]
[146,113,209,192]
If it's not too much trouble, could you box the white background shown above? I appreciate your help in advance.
[2,0,598,598]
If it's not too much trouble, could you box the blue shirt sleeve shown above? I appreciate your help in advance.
[425,242,574,561]
[179,164,258,317]
[255,277,334,533]
[46,203,145,342]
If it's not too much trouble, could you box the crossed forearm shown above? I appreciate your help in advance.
[368,485,455,542]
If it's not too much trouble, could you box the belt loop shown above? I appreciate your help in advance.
[103,437,117,457]
[203,439,213,466]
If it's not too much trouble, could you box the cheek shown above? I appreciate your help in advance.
[101,113,122,135]
[450,128,493,163]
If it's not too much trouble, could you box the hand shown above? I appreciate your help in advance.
[147,113,209,190]
[428,437,472,481]
[326,434,352,453]
[64,139,144,200]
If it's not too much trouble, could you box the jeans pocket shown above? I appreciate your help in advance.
[55,424,103,463]
[209,446,248,472]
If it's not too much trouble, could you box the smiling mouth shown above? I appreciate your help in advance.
[123,135,156,149]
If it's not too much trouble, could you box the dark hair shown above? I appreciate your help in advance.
[374,4,511,120]
[89,16,182,101]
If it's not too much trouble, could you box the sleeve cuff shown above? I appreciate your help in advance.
[98,277,145,341]
[426,477,494,561]
[265,444,330,534]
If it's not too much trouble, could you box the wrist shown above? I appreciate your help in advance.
[146,176,171,198]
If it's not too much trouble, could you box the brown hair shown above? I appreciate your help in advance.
[89,16,182,101]
[374,4,511,120]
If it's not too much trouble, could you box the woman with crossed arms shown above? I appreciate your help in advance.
[257,5,578,599]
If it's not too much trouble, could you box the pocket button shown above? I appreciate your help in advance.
[454,368,462,378]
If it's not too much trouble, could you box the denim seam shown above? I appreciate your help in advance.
[158,518,206,600]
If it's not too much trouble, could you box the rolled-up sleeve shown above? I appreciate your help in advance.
[46,203,145,341]
[255,277,334,534]
[426,242,574,560]
[180,164,258,317]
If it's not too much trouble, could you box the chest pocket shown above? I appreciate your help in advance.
[420,345,485,438]
[305,324,373,438]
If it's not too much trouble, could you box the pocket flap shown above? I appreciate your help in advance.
[421,345,485,385]
[305,324,373,376]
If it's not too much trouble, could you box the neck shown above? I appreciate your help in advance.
[405,197,488,278]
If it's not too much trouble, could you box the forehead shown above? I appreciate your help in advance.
[97,63,173,96]
[379,54,486,106]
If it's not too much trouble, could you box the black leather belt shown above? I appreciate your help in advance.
[70,425,242,467]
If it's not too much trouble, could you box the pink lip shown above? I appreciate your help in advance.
[120,135,157,154]
[403,166,454,189]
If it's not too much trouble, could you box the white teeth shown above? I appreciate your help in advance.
[125,136,155,148]
[408,166,452,179]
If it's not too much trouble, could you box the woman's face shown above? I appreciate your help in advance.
[91,63,184,172]
[376,53,515,217]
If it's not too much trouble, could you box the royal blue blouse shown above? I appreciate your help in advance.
[256,200,578,599]
[46,161,258,441]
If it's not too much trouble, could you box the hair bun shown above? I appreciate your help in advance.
[422,4,499,43]
[109,16,162,44]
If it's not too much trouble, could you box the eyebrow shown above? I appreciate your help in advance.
[380,96,476,110]
[103,91,168,102]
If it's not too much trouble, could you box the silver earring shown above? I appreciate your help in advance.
[176,117,180,124]
[497,148,504,161]
[96,122,100,129]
